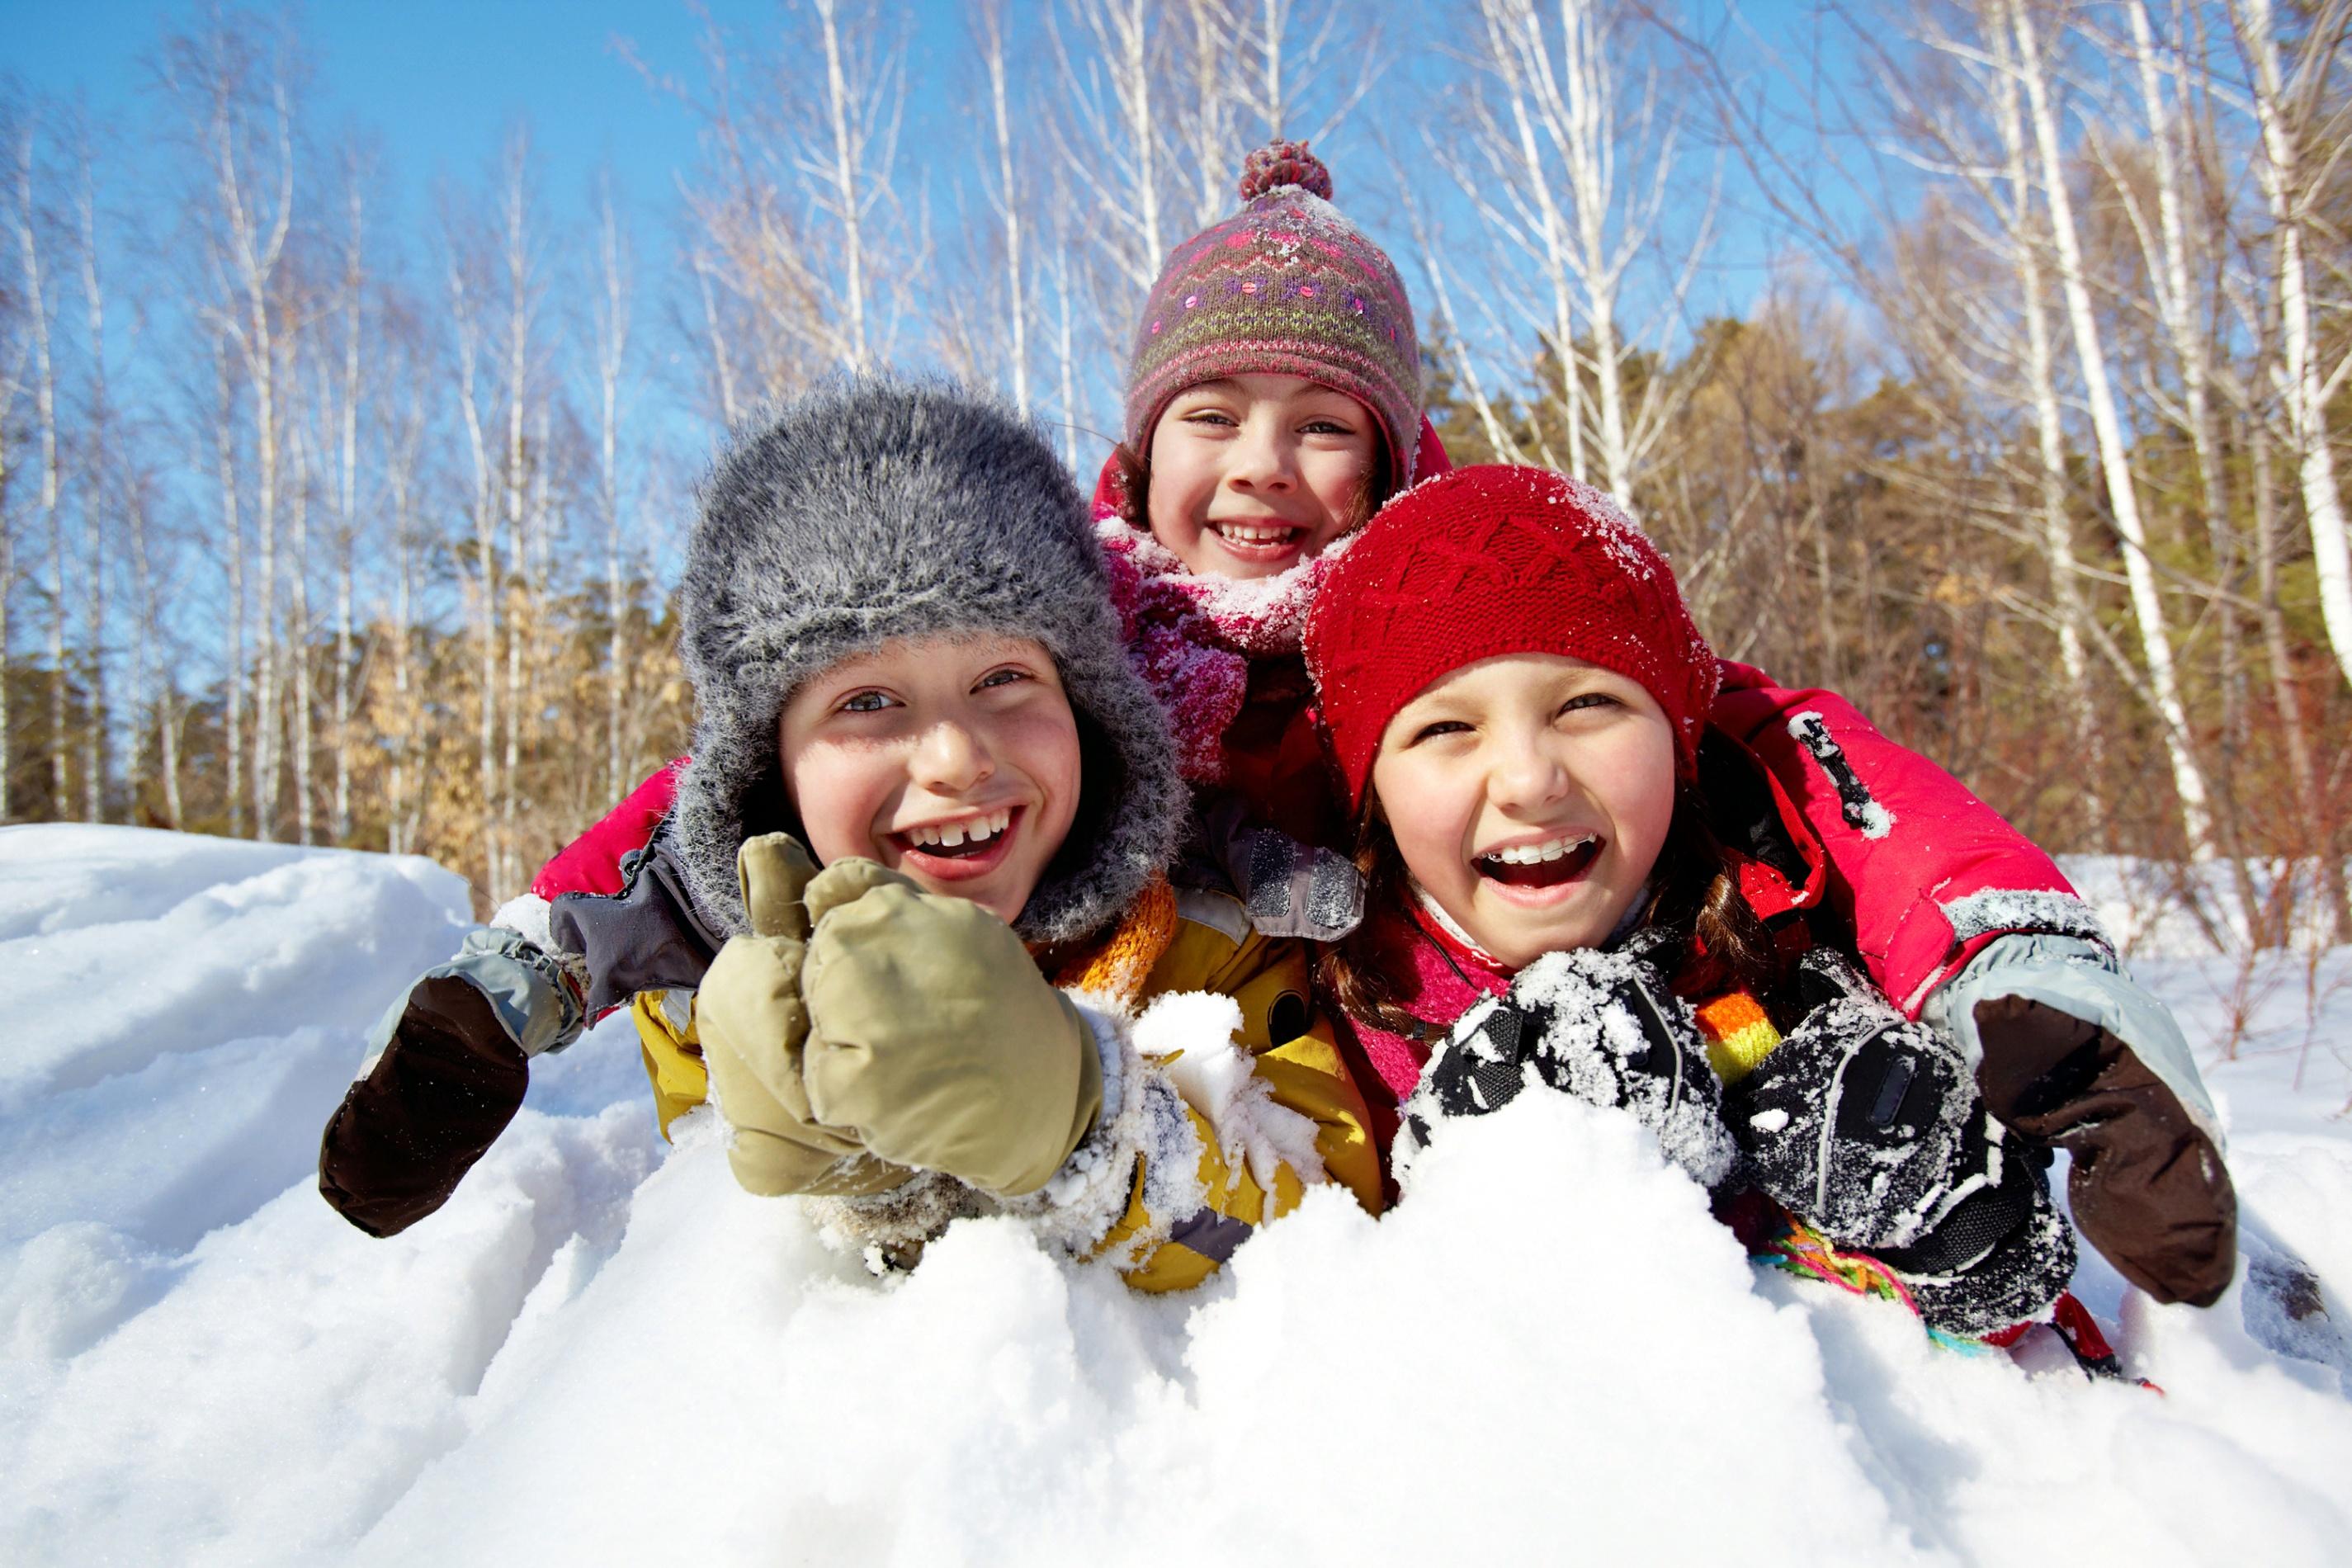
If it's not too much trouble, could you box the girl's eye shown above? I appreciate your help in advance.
[838,690,896,714]
[1301,418,1356,437]
[1558,692,1620,718]
[1410,719,1471,744]
[975,667,1032,692]
[1183,409,1240,428]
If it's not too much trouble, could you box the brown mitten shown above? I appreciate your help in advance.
[1974,995,2236,1306]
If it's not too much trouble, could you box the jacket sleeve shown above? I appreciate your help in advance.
[529,759,686,902]
[318,928,586,1237]
[626,988,711,1142]
[1711,660,2096,1016]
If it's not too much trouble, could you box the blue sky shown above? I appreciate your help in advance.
[4,1,980,246]
[3,0,1876,494]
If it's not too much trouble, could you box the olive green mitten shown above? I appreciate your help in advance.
[798,859,1104,1196]
[696,834,911,1197]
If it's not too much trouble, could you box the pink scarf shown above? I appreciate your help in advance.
[1095,518,1343,783]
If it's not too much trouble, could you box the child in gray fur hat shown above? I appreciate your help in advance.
[318,376,1383,1291]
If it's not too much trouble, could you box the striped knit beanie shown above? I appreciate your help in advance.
[1124,142,1422,489]
[1305,465,1721,812]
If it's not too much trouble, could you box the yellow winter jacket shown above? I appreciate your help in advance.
[628,881,1383,1292]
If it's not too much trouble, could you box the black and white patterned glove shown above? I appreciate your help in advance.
[1401,948,1738,1187]
[1728,954,1980,1250]
[1731,953,2075,1336]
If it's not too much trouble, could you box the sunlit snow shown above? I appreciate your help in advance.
[2,824,2347,1566]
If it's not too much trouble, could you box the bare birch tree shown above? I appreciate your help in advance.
[593,172,633,804]
[975,0,1032,412]
[2231,0,2352,693]
[2005,0,2217,856]
[11,113,68,816]
[444,189,503,892]
[162,17,299,839]
[642,0,910,398]
[72,130,111,822]
[1442,0,1716,505]
[329,156,366,844]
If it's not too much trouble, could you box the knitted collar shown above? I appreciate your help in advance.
[1095,519,1344,658]
[1045,874,1180,1011]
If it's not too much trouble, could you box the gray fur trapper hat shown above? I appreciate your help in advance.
[672,374,1184,947]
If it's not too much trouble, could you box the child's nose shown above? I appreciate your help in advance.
[1229,420,1296,490]
[1489,733,1570,811]
[912,720,993,792]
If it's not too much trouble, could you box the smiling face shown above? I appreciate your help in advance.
[777,632,1084,926]
[1143,372,1381,579]
[1367,653,1678,970]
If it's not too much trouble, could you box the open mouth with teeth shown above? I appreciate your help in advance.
[1207,519,1305,561]
[1474,833,1601,889]
[892,807,1018,871]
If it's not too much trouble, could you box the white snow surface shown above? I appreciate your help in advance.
[3,825,2349,1566]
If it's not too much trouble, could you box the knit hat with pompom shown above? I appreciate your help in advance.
[1124,141,1422,490]
[1305,465,1721,813]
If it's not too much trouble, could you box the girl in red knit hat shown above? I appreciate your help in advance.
[1306,465,2236,1364]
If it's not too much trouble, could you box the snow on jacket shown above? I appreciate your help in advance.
[317,828,1382,1295]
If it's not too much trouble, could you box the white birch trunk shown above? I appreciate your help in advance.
[1052,239,1079,472]
[2250,421,2350,938]
[1990,56,2106,843]
[981,2,1028,413]
[333,176,361,844]
[73,153,108,823]
[12,123,66,817]
[2009,0,2215,856]
[2236,0,2352,693]
[449,242,500,898]
[596,179,632,804]
[0,339,13,822]
[815,0,870,372]
[290,406,312,847]
[212,335,244,838]
[692,255,741,427]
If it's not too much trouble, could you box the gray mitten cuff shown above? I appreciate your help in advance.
[1923,932,2220,1147]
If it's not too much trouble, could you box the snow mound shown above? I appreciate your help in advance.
[2,827,2349,1566]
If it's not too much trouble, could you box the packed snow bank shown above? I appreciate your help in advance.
[2,826,2348,1566]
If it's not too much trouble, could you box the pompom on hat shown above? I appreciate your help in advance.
[1123,140,1422,490]
[1305,465,1721,814]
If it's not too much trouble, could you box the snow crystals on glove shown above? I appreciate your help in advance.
[1400,948,1739,1189]
[1728,964,1979,1252]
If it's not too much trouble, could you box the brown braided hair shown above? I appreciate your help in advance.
[1317,786,1784,1039]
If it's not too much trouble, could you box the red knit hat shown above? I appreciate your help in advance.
[1305,465,1721,811]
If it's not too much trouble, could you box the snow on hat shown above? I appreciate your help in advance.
[1123,141,1422,490]
[1305,465,1721,813]
[672,375,1183,946]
